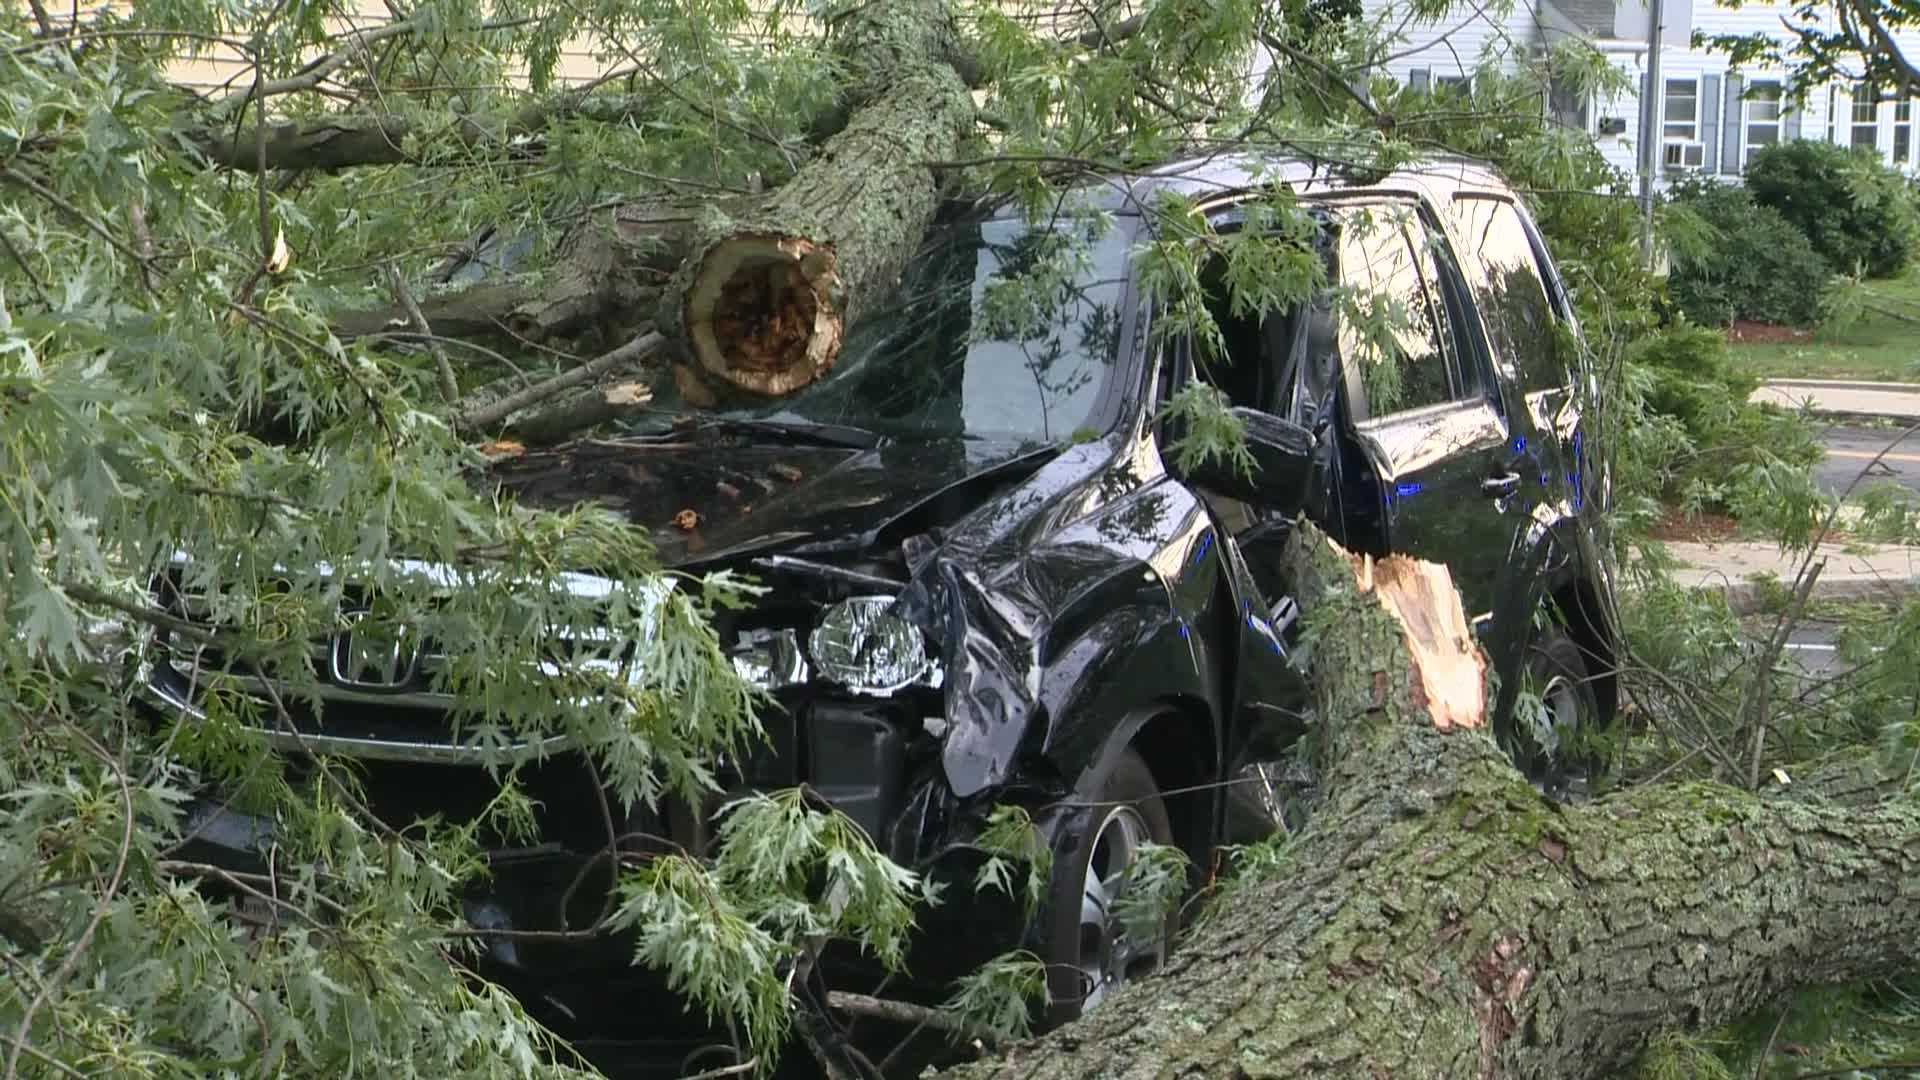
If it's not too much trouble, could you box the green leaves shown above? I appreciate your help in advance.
[710,789,932,971]
[940,949,1048,1043]
[610,790,935,1057]
[1157,382,1255,480]
[973,803,1051,915]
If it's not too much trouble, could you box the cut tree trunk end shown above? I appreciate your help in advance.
[665,0,974,402]
[682,234,842,398]
[938,521,1920,1080]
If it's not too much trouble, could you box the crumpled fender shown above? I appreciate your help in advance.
[896,496,1220,798]
[897,559,1047,797]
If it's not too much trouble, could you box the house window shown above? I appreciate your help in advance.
[1664,78,1700,139]
[1853,83,1880,149]
[1436,74,1471,96]
[1548,73,1589,131]
[1744,81,1783,163]
[1897,95,1913,163]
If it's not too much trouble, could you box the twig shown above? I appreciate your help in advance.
[824,990,997,1044]
[794,1012,858,1080]
[678,1056,758,1080]
[1865,300,1920,326]
[0,164,158,292]
[1755,1002,1793,1080]
[1073,11,1145,49]
[210,18,419,114]
[21,0,54,36]
[1745,557,1823,791]
[0,225,48,305]
[386,264,460,404]
[454,330,664,433]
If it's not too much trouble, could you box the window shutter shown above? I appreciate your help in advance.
[1702,73,1722,173]
[1783,88,1803,141]
[1721,74,1744,173]
[1410,68,1431,93]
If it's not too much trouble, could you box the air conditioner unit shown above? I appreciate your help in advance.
[1663,140,1706,170]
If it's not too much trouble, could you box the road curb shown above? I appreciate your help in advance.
[1762,378,1920,395]
[1692,574,1920,615]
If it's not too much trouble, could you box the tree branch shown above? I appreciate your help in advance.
[387,264,460,404]
[453,330,664,434]
[181,93,658,172]
[825,991,997,1044]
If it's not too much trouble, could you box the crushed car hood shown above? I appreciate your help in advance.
[490,434,1052,566]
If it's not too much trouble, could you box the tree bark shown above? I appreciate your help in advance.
[333,200,711,349]
[942,524,1920,1080]
[659,0,975,401]
[181,94,657,172]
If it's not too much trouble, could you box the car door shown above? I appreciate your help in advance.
[1326,198,1523,622]
[1443,194,1581,510]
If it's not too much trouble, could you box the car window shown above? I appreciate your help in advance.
[1446,196,1567,394]
[1333,205,1461,417]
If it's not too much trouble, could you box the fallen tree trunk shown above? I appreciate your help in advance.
[944,524,1920,1080]
[333,201,714,349]
[333,1,975,433]
[659,0,974,402]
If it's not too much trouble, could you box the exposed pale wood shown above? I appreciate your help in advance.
[1358,553,1487,732]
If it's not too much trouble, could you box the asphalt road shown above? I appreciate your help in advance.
[1814,421,1920,497]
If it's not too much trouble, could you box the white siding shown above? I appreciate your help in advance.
[1358,0,1559,83]
[1338,0,1920,185]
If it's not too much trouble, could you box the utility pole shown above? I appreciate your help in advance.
[1638,0,1667,267]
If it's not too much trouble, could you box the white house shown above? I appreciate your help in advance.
[1348,0,1920,183]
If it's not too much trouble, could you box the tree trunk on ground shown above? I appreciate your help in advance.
[941,525,1920,1080]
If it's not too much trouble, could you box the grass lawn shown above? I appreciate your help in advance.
[1724,271,1920,383]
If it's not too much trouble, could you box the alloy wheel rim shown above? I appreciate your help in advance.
[1526,671,1590,796]
[1074,804,1166,1012]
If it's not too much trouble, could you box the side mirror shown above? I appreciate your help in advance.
[1185,407,1317,507]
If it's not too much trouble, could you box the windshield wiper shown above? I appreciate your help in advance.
[697,417,881,449]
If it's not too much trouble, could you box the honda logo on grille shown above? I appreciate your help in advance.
[330,610,417,690]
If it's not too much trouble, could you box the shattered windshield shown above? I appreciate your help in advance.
[707,213,1131,443]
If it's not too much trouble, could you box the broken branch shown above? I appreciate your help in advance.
[825,991,997,1045]
[386,264,460,405]
[453,331,664,434]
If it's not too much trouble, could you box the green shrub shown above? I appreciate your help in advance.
[1630,320,1759,427]
[1664,180,1831,328]
[1608,323,1824,539]
[1744,138,1920,278]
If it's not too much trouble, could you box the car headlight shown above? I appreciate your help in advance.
[731,627,810,690]
[808,595,940,694]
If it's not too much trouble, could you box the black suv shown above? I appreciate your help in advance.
[140,154,1616,1068]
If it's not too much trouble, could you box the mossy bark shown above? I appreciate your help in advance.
[661,0,975,402]
[944,524,1920,1080]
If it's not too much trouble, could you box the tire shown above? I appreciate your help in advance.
[1043,746,1177,1026]
[1504,624,1604,801]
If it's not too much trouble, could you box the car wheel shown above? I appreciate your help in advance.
[1045,746,1176,1025]
[1506,624,1603,801]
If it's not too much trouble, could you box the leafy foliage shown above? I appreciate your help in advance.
[1743,139,1920,280]
[940,950,1049,1043]
[972,804,1052,917]
[1664,179,1833,329]
[1109,841,1189,945]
